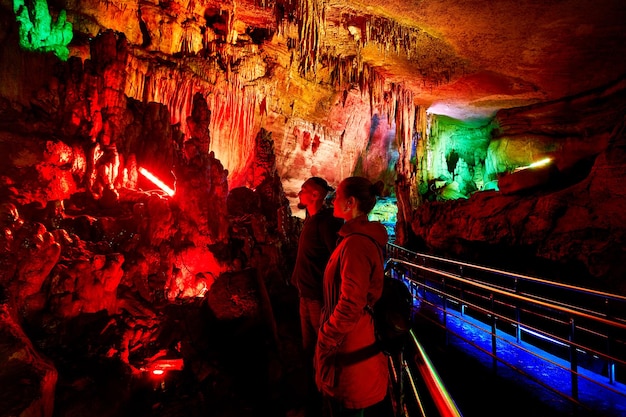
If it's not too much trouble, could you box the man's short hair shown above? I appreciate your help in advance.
[305,177,334,194]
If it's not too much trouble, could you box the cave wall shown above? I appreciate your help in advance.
[1,0,403,204]
[400,77,626,292]
[0,0,623,329]
[0,5,307,413]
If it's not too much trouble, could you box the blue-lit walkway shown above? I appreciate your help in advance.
[385,241,626,417]
[414,306,626,417]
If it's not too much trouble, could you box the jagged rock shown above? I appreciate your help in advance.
[207,268,263,321]
[0,305,58,417]
[405,77,626,292]
[410,124,626,293]
[227,186,262,217]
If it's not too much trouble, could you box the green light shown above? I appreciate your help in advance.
[13,0,73,61]
[421,115,493,201]
[369,197,398,238]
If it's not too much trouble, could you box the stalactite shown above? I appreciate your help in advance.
[227,2,237,44]
[180,19,203,55]
[125,55,150,102]
[394,88,414,175]
[276,0,298,36]
[327,55,360,89]
[336,12,467,89]
[297,0,325,77]
[207,79,260,185]
[119,47,265,187]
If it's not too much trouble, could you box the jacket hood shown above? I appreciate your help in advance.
[339,214,388,247]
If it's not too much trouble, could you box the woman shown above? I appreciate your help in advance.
[314,176,389,417]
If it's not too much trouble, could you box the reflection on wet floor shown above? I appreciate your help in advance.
[415,310,626,417]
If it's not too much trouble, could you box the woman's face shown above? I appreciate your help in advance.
[332,182,352,220]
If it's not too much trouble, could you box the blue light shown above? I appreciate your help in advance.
[440,307,626,416]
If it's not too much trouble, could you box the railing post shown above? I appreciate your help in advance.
[459,265,465,316]
[442,276,449,346]
[569,318,579,400]
[515,278,521,343]
[409,269,420,305]
[491,293,498,372]
[397,349,405,417]
[605,297,615,384]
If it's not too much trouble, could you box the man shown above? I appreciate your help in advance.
[291,176,344,417]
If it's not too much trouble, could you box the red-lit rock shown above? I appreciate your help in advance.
[208,268,263,321]
[0,305,57,417]
[497,164,556,195]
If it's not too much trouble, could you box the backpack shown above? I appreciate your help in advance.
[367,272,414,355]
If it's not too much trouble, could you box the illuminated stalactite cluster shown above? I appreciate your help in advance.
[7,0,548,222]
[12,0,73,61]
[392,87,416,173]
[363,16,467,83]
[285,2,475,205]
[6,0,469,208]
[297,0,326,77]
[208,83,261,186]
[122,49,267,186]
[295,8,468,86]
[289,7,469,203]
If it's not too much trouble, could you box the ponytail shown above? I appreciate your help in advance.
[371,180,385,198]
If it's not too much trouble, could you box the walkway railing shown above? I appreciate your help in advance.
[387,329,463,417]
[385,242,626,416]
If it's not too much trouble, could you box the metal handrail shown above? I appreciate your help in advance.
[410,330,463,417]
[387,244,626,304]
[385,242,626,413]
[387,257,626,331]
[386,329,464,417]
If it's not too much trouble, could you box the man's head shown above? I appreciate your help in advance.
[297,177,334,213]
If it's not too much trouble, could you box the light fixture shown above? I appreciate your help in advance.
[513,157,552,173]
[139,167,175,196]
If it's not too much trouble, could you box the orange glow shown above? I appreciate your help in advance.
[139,167,175,196]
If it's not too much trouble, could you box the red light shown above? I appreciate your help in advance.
[142,357,184,378]
[139,167,175,196]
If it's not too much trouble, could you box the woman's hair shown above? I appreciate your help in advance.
[341,176,385,214]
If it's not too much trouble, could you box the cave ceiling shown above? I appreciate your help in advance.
[323,0,626,119]
[337,0,626,119]
[2,0,626,202]
[37,0,626,122]
[141,0,626,121]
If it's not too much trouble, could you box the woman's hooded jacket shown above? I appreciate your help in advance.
[315,214,389,409]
